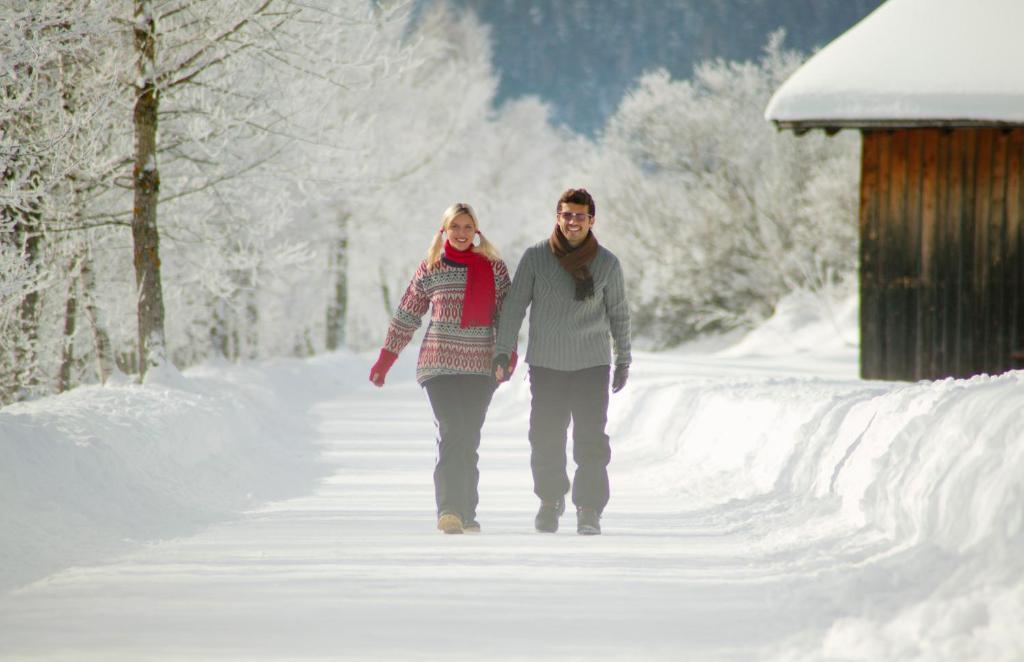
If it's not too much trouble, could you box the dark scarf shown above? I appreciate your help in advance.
[444,240,496,327]
[549,226,598,301]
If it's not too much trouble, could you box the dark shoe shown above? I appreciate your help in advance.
[535,498,565,533]
[576,507,601,535]
[463,519,481,533]
[437,512,463,534]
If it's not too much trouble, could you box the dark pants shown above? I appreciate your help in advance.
[528,364,611,513]
[423,375,496,521]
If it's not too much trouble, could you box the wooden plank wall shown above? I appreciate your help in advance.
[859,127,1024,380]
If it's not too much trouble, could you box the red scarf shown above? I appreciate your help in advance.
[444,240,495,327]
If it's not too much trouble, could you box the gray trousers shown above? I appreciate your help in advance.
[527,364,611,512]
[423,375,496,520]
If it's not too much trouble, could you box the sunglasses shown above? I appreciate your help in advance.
[558,211,592,223]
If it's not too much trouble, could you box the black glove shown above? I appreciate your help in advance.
[611,364,629,393]
[493,353,510,381]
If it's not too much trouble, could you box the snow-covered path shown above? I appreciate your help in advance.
[2,316,1022,660]
[0,352,860,661]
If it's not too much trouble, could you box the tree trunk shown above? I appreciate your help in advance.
[58,271,78,392]
[210,298,230,359]
[325,214,349,351]
[132,1,168,380]
[244,282,259,360]
[79,249,115,383]
[379,264,393,317]
[2,57,42,400]
[13,211,42,400]
[0,207,40,403]
[229,319,240,362]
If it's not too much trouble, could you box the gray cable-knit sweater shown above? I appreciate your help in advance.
[495,239,631,371]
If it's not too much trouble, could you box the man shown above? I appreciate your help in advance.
[493,188,631,535]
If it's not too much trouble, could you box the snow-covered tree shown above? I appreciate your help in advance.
[2,0,412,397]
[278,2,583,350]
[592,34,859,347]
[2,5,862,402]
[0,2,128,400]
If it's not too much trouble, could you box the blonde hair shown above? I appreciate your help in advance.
[426,202,502,266]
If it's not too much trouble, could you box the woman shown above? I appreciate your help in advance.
[369,203,516,534]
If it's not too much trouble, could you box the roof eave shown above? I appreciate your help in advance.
[772,118,1024,135]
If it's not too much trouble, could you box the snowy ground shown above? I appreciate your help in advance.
[1,292,1022,661]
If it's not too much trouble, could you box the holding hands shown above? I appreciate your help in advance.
[492,352,518,382]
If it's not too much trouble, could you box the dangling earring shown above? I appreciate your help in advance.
[474,230,481,246]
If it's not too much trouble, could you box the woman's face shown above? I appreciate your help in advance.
[447,213,476,251]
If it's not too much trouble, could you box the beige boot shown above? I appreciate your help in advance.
[437,512,463,534]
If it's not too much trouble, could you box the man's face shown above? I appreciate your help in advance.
[556,202,594,247]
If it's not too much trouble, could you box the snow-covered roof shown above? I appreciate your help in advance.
[765,0,1024,129]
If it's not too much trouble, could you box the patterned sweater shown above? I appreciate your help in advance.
[384,256,512,384]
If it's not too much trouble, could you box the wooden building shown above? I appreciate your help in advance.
[765,0,1024,381]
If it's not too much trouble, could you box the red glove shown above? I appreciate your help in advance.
[369,349,398,387]
[507,351,518,377]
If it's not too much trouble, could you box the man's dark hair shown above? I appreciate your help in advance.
[557,188,595,217]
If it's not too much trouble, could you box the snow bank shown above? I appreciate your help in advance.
[3,288,1021,659]
[715,288,858,360]
[609,292,1024,661]
[0,354,363,592]
[614,366,1024,548]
